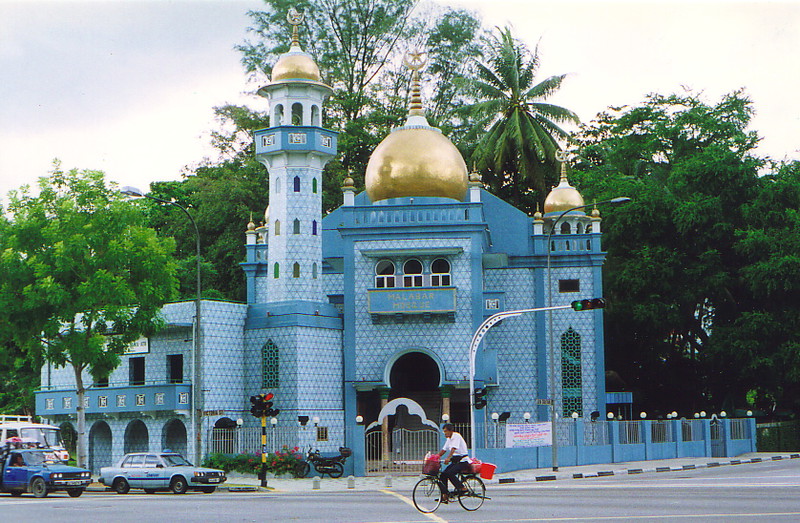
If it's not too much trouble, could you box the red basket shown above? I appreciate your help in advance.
[422,453,441,474]
[479,462,496,480]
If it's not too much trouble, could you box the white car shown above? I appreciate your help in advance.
[99,451,226,494]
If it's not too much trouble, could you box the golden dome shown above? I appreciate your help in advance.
[365,126,468,202]
[544,160,584,213]
[342,176,355,188]
[271,50,322,83]
[364,49,467,202]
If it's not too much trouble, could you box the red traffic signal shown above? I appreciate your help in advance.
[571,298,606,311]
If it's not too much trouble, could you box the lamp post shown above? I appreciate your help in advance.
[546,196,630,471]
[121,186,203,463]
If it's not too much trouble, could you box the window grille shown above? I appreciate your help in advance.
[262,340,279,388]
[561,327,582,417]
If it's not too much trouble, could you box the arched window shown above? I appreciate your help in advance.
[274,220,281,236]
[262,340,279,388]
[312,177,318,193]
[561,327,582,417]
[274,177,281,194]
[430,258,451,287]
[273,262,280,278]
[576,223,584,234]
[312,220,318,235]
[292,262,300,278]
[293,218,300,234]
[403,259,423,287]
[375,260,395,288]
[292,102,303,125]
[273,104,284,126]
[293,176,301,192]
[312,263,318,279]
[560,222,571,234]
[311,105,321,126]
[585,223,593,233]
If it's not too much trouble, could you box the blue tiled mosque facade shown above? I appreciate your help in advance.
[35,28,611,474]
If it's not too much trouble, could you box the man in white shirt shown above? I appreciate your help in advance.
[437,423,470,501]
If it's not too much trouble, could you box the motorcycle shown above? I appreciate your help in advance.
[295,447,351,478]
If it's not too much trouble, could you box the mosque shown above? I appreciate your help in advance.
[35,15,615,474]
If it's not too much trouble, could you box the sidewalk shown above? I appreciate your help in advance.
[214,451,800,493]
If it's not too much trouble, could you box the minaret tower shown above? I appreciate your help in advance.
[253,8,338,303]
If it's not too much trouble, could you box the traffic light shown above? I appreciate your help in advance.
[262,392,280,418]
[473,388,488,410]
[571,298,606,311]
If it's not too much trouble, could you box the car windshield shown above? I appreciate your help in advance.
[19,427,63,447]
[20,451,61,466]
[161,454,192,467]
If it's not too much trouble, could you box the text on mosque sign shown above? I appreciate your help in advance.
[367,288,456,314]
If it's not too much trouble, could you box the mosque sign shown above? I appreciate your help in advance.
[367,287,456,314]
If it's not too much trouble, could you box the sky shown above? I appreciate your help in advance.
[1,0,799,205]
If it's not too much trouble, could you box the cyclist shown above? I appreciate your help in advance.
[437,423,470,502]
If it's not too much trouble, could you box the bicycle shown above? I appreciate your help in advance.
[412,464,488,513]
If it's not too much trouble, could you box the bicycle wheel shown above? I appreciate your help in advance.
[458,476,485,511]
[412,476,442,513]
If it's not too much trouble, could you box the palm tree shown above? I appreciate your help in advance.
[461,27,579,212]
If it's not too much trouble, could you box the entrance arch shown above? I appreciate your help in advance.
[162,419,187,455]
[124,419,149,454]
[88,421,112,474]
[388,351,442,425]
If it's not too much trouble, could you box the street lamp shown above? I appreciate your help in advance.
[121,185,203,463]
[546,196,630,471]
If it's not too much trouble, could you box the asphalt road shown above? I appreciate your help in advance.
[3,459,800,522]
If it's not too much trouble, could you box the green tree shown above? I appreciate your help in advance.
[460,26,579,213]
[0,167,179,466]
[572,90,762,415]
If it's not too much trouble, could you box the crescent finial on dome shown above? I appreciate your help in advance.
[287,7,304,49]
[403,49,428,118]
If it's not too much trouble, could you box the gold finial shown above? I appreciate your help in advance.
[403,49,428,117]
[555,150,569,183]
[287,8,304,48]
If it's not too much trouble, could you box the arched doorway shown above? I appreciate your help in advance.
[88,421,112,474]
[124,419,149,454]
[389,351,441,425]
[162,419,187,456]
[59,421,77,458]
[210,417,237,454]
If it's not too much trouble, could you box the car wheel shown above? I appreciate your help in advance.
[67,488,84,498]
[143,489,157,494]
[200,486,216,493]
[170,476,188,494]
[113,477,130,494]
[30,477,48,498]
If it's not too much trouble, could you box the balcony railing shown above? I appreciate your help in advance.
[35,382,192,416]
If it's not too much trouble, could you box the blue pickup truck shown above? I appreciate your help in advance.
[0,448,91,497]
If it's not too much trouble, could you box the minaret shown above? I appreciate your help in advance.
[253,8,338,303]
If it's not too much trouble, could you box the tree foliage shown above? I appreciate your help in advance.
[0,166,179,464]
[571,90,800,418]
[460,26,579,213]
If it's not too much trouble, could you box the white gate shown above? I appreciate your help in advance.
[365,427,440,476]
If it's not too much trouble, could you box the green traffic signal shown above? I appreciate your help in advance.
[571,298,606,311]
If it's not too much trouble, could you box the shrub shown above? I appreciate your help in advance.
[203,446,304,477]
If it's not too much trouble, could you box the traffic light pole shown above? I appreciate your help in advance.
[260,414,267,488]
[468,304,573,458]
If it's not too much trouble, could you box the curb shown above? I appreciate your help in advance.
[515,454,799,483]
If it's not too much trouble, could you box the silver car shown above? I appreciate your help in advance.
[99,451,226,494]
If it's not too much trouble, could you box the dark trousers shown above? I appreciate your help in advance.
[441,457,468,492]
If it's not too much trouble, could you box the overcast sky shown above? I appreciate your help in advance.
[1,0,798,205]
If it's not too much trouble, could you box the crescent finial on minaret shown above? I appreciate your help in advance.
[287,7,305,47]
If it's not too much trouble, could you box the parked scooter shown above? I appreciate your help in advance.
[295,447,351,478]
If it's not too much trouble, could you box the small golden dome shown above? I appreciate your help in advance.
[591,207,601,218]
[365,126,468,202]
[342,176,355,188]
[533,210,543,221]
[544,157,584,213]
[271,50,322,82]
